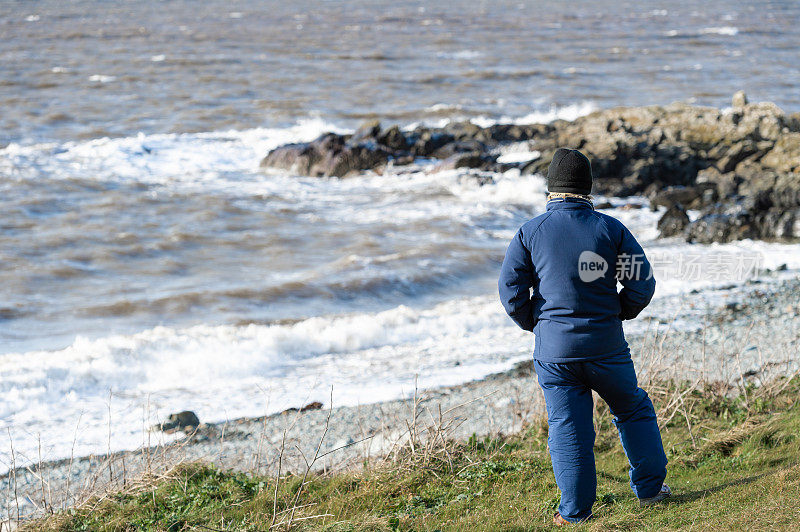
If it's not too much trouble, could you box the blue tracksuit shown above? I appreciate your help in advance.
[499,196,667,522]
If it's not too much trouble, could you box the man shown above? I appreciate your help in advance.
[498,148,670,525]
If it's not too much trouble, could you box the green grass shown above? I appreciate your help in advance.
[28,377,800,531]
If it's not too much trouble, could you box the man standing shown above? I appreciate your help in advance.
[498,148,670,525]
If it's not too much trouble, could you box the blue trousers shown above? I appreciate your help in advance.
[535,353,668,523]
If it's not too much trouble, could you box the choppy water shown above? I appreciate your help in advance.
[2,0,800,471]
[3,0,800,145]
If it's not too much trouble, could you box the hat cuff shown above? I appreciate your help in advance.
[547,184,592,194]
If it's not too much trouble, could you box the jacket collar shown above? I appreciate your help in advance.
[545,196,594,211]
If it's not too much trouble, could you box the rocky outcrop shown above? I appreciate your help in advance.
[261,93,800,243]
[260,132,393,178]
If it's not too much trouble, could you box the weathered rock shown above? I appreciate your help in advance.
[433,151,497,172]
[409,129,456,157]
[650,184,717,210]
[261,133,392,177]
[760,133,800,174]
[715,140,760,173]
[657,204,690,237]
[696,166,739,198]
[376,125,410,151]
[260,94,799,243]
[349,120,382,144]
[732,90,748,111]
[432,139,487,159]
[687,204,757,243]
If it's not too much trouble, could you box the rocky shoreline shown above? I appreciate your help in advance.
[3,98,800,525]
[262,93,800,244]
[3,273,798,524]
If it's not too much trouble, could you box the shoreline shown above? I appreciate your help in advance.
[3,273,798,522]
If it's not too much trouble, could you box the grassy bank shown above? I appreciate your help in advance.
[27,376,800,531]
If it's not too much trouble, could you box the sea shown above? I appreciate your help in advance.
[2,0,800,471]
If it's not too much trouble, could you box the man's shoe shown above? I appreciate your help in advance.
[553,512,571,526]
[639,484,672,507]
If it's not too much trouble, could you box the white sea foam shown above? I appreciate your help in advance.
[496,150,541,164]
[702,26,739,36]
[0,118,346,190]
[88,74,116,83]
[470,101,597,128]
[436,50,482,60]
[0,295,532,471]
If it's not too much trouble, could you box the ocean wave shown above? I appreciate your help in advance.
[0,295,528,470]
[0,117,346,186]
[469,101,597,128]
[0,102,593,191]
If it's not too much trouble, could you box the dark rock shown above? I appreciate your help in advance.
[433,151,497,172]
[650,184,717,210]
[349,120,382,145]
[261,133,391,177]
[715,140,760,173]
[657,204,690,237]
[687,204,757,243]
[696,167,739,198]
[258,95,798,243]
[486,123,550,142]
[432,139,487,159]
[157,411,200,434]
[410,129,456,157]
[376,125,410,151]
[390,154,415,166]
[442,121,484,141]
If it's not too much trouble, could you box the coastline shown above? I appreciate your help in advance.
[3,273,798,523]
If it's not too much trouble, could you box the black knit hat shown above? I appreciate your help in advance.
[546,148,593,195]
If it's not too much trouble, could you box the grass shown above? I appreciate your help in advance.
[24,376,800,531]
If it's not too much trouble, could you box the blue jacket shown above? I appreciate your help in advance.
[498,197,656,362]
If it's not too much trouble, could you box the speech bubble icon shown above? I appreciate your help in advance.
[578,250,608,282]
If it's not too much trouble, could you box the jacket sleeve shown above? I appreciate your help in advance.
[498,229,536,332]
[617,224,656,320]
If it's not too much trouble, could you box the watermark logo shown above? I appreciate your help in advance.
[578,250,608,282]
[578,249,764,283]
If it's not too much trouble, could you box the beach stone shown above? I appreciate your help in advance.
[158,411,200,433]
